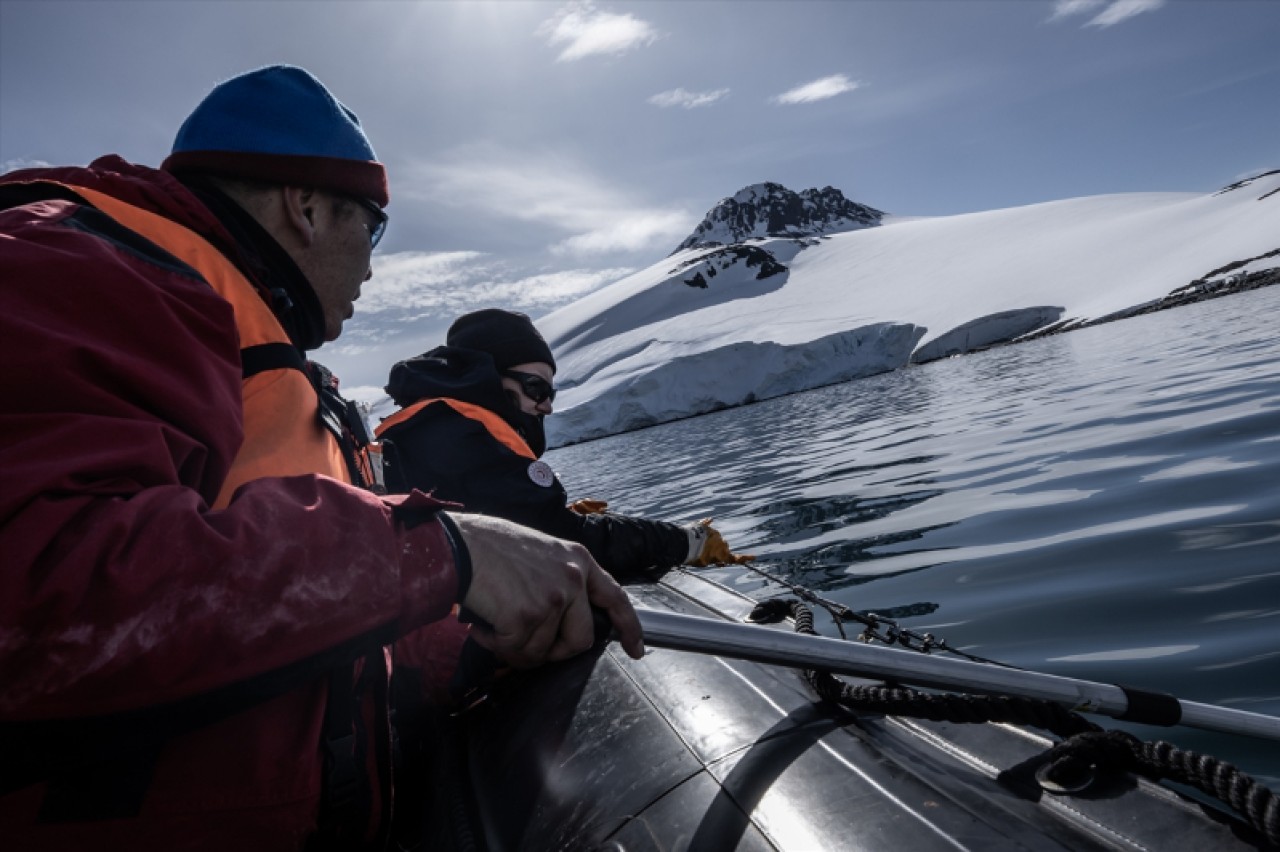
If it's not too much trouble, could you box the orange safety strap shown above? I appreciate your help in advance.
[56,184,288,349]
[57,183,352,505]
[376,398,535,460]
[359,443,387,494]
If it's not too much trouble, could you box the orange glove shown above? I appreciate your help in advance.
[688,518,755,566]
[568,498,609,515]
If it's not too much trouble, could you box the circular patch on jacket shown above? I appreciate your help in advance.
[527,460,556,488]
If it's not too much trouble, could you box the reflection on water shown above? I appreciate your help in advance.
[1176,520,1280,552]
[748,489,949,587]
[549,286,1280,788]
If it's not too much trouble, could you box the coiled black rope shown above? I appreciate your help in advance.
[764,596,1280,847]
[1040,731,1279,848]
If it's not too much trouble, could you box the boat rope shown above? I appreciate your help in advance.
[761,595,1280,847]
[753,597,1100,739]
[1035,731,1279,847]
[734,561,1015,667]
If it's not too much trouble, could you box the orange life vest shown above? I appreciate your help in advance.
[376,398,535,459]
[23,181,385,840]
[59,183,354,506]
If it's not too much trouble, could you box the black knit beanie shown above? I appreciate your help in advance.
[446,309,556,374]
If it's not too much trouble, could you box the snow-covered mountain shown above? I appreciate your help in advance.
[673,182,883,252]
[539,172,1279,447]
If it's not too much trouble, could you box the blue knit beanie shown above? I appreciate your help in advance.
[162,65,388,206]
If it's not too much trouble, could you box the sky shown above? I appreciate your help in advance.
[2,0,1278,393]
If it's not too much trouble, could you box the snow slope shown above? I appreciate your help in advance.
[539,172,1280,446]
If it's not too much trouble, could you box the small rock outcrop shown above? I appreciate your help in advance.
[674,182,883,253]
[669,244,789,287]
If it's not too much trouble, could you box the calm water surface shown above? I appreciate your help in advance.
[548,285,1280,789]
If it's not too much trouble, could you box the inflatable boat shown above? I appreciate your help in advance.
[433,569,1277,850]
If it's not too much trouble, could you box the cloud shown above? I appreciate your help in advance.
[1087,0,1165,27]
[1178,66,1279,99]
[550,211,692,256]
[648,87,730,109]
[1,158,53,175]
[359,249,633,317]
[358,250,489,314]
[403,146,696,258]
[1049,0,1106,20]
[476,267,637,308]
[1049,0,1165,27]
[537,1,658,62]
[771,74,862,105]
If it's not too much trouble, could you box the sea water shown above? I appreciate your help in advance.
[547,284,1280,790]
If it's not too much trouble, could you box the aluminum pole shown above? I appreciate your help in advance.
[637,608,1280,741]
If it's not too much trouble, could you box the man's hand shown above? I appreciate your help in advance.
[447,513,644,668]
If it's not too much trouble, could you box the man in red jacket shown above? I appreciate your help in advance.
[0,65,641,850]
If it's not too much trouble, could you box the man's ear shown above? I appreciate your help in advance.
[280,186,319,247]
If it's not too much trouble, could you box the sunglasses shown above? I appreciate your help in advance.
[347,195,388,248]
[503,370,556,404]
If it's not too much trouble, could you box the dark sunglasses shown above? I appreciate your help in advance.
[503,370,556,404]
[347,195,388,248]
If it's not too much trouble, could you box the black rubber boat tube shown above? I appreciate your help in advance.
[636,608,1280,741]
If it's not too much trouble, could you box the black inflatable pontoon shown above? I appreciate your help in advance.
[440,570,1272,851]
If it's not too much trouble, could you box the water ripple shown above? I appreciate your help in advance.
[552,286,1280,786]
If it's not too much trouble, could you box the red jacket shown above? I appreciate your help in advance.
[0,157,464,849]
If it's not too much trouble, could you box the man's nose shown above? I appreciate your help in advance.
[364,265,373,282]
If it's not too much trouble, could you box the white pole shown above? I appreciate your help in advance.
[636,609,1280,741]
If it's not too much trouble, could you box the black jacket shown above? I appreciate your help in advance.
[380,346,691,581]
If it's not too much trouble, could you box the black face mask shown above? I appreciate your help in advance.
[513,410,548,458]
[500,388,547,458]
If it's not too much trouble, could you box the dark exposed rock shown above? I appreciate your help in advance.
[1211,169,1280,199]
[674,181,883,254]
[669,244,788,283]
[1172,248,1280,295]
[1015,255,1279,346]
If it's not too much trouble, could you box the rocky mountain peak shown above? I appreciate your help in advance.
[674,181,883,253]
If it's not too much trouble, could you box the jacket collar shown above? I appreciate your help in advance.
[385,345,548,457]
[176,174,326,351]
